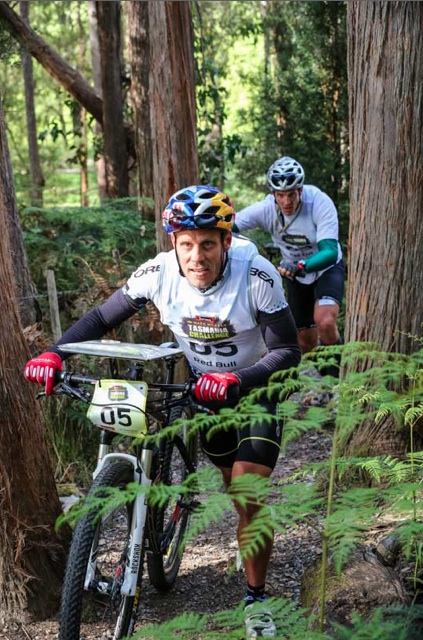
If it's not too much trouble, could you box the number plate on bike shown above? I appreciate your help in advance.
[87,380,148,436]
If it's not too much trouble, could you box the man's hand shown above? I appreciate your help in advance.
[278,260,306,279]
[24,351,63,395]
[194,372,240,403]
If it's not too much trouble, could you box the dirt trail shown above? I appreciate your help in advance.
[1,429,332,640]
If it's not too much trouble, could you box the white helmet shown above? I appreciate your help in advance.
[266,156,305,191]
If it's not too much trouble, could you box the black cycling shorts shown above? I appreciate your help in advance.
[284,260,345,331]
[199,400,282,470]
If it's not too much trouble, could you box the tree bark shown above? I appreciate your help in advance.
[0,87,40,328]
[88,0,107,201]
[95,0,129,198]
[346,1,423,353]
[344,1,423,455]
[0,102,70,622]
[147,1,199,251]
[19,0,44,207]
[126,0,154,221]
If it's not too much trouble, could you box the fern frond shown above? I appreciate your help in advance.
[136,611,208,639]
[405,406,423,428]
[185,491,234,542]
[331,604,422,639]
[270,482,325,531]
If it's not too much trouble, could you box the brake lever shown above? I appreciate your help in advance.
[36,383,91,403]
[60,382,92,403]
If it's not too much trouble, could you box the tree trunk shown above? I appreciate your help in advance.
[126,0,154,221]
[344,1,423,454]
[147,0,199,251]
[347,1,423,351]
[19,0,44,207]
[76,2,89,206]
[95,0,129,198]
[0,0,103,123]
[0,89,40,328]
[0,102,70,622]
[88,0,107,201]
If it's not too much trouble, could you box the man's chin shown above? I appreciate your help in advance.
[187,276,212,289]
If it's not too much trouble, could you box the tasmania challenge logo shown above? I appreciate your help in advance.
[108,385,129,401]
[181,315,236,341]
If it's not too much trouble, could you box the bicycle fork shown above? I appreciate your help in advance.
[85,449,153,597]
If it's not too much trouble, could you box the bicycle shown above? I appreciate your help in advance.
[41,339,202,640]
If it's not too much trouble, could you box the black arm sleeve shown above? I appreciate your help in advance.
[50,289,146,358]
[235,306,301,390]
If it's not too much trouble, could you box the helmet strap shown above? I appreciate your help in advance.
[174,246,185,278]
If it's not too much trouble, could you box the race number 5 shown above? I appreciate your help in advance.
[101,406,132,427]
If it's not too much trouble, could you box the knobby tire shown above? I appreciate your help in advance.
[59,461,138,640]
[147,406,198,591]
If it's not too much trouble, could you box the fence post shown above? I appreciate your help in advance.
[45,268,62,342]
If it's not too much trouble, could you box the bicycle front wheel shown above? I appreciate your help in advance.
[147,406,198,591]
[59,461,139,640]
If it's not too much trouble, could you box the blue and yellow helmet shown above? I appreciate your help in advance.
[162,185,235,233]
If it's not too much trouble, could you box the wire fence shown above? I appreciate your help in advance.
[19,287,88,301]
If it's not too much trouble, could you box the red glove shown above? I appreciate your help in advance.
[24,351,63,396]
[194,372,240,403]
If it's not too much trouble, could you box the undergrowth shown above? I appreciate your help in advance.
[56,340,423,638]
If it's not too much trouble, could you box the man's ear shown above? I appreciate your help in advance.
[223,230,232,252]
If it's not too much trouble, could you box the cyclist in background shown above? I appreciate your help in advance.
[233,157,345,376]
[24,185,301,639]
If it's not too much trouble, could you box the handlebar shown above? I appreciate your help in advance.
[54,370,192,393]
[36,369,239,407]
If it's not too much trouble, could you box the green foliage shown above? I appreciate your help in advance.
[0,22,19,62]
[1,0,95,201]
[20,198,155,326]
[331,605,423,639]
[136,597,325,639]
[192,0,349,232]
[43,395,99,487]
[56,339,423,637]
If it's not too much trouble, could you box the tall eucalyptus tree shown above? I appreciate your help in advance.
[19,0,44,207]
[344,0,423,455]
[95,0,129,198]
[0,100,70,621]
[126,0,199,250]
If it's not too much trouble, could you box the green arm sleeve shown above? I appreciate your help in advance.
[304,238,338,273]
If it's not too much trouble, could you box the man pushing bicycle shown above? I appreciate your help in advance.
[25,185,301,639]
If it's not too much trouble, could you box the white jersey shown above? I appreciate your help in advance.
[235,185,342,285]
[123,239,288,376]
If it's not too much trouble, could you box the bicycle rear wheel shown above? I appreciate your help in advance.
[59,461,139,640]
[147,406,198,591]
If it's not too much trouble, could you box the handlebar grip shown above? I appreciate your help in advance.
[53,370,97,386]
[226,383,240,403]
[54,370,65,384]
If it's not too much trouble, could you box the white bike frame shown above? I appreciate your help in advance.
[84,448,153,597]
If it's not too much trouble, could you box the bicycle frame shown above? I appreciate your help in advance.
[54,339,195,610]
[85,449,152,597]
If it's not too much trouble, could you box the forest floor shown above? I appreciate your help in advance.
[2,382,418,640]
[0,426,332,640]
